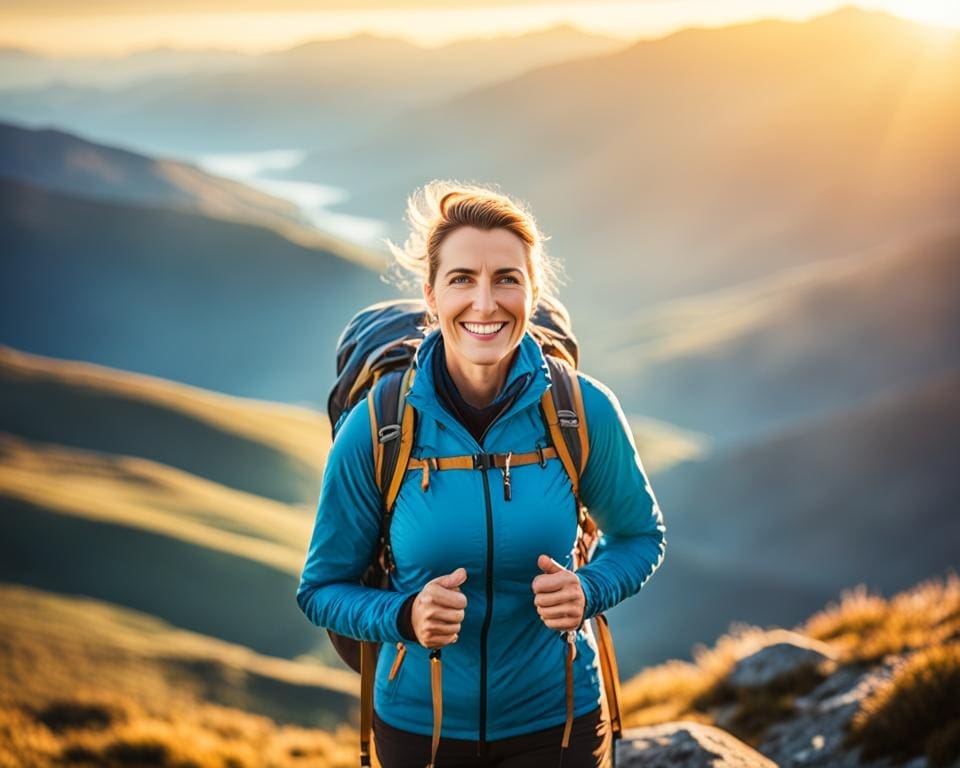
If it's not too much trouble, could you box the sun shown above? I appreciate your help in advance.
[879,0,960,29]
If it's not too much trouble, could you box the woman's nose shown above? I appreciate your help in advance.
[472,283,497,314]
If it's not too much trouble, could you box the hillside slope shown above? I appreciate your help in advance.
[0,121,381,268]
[0,345,328,506]
[0,176,386,404]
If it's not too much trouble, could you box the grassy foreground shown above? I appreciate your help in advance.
[2,575,957,767]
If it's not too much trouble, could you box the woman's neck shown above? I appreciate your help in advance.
[443,350,516,408]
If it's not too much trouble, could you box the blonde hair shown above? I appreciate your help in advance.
[385,180,559,300]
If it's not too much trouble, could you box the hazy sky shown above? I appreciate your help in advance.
[3,0,958,55]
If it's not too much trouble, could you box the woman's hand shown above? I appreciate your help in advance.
[532,554,585,631]
[411,567,468,649]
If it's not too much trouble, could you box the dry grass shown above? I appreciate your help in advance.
[620,624,775,728]
[803,573,960,664]
[0,584,356,735]
[0,584,372,767]
[0,694,361,768]
[847,642,960,767]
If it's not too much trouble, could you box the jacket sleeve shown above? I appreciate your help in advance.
[296,398,414,643]
[574,374,666,619]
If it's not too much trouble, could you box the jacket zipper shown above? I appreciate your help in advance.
[477,461,494,756]
[474,392,517,755]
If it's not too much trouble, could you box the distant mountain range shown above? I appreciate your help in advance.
[0,26,626,154]
[0,123,393,403]
[280,7,960,336]
[599,230,960,444]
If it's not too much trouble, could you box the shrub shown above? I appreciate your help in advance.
[848,642,960,767]
[35,699,122,733]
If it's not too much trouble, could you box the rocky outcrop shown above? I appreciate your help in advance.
[757,656,906,768]
[616,721,778,767]
[727,631,838,691]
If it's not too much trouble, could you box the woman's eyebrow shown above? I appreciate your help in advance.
[443,267,524,277]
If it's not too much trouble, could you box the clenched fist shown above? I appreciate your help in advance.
[412,567,468,649]
[531,554,585,631]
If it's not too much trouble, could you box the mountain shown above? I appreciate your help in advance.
[610,366,960,672]
[0,175,386,404]
[0,121,380,267]
[0,46,256,90]
[0,27,627,154]
[281,8,960,343]
[599,229,960,444]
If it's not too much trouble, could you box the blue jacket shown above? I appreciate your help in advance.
[297,329,666,741]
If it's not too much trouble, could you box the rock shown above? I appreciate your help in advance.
[616,721,778,767]
[757,656,902,768]
[728,630,838,691]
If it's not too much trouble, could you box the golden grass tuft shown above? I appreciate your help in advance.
[847,642,960,767]
[620,623,775,728]
[803,573,960,664]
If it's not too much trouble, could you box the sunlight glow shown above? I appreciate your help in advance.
[0,1,957,56]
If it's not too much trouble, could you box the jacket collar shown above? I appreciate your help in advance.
[407,328,550,442]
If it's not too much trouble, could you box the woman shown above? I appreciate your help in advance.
[297,182,666,767]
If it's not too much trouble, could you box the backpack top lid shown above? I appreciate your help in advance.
[327,295,579,435]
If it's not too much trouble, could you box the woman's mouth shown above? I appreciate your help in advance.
[461,321,508,339]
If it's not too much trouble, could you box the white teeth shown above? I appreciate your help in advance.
[463,322,506,335]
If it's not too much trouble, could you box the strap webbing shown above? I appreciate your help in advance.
[407,447,558,473]
[594,614,623,740]
[359,641,376,766]
[561,631,576,748]
[427,650,443,768]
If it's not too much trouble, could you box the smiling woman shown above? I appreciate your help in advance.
[297,180,666,768]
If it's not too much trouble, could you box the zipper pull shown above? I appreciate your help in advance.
[388,642,407,681]
[501,451,512,502]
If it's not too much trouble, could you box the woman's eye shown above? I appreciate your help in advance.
[498,275,520,285]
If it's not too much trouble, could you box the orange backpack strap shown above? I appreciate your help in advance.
[359,641,377,766]
[594,613,624,740]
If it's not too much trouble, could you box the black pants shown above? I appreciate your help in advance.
[373,707,609,768]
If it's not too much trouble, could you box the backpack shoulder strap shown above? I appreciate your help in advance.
[366,366,417,572]
[541,356,590,497]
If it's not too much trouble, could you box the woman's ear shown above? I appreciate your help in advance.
[423,281,437,316]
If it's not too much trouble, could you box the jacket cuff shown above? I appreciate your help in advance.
[576,570,597,621]
[396,592,419,642]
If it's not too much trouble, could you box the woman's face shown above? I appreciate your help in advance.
[423,226,535,378]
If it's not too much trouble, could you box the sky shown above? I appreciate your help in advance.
[2,0,959,56]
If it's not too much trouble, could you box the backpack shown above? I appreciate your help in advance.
[325,297,623,767]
